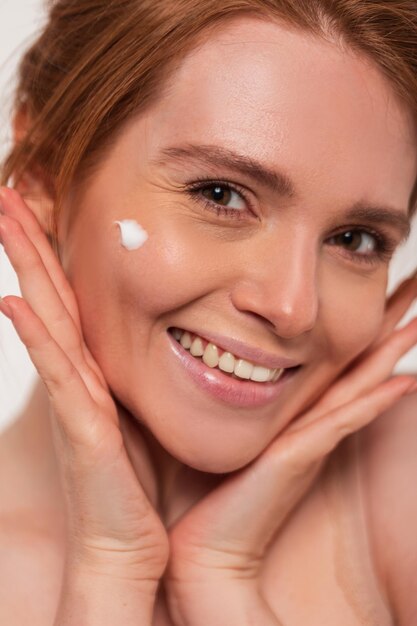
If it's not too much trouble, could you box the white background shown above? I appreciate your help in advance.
[1,0,417,433]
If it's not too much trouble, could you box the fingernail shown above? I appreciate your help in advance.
[0,296,13,320]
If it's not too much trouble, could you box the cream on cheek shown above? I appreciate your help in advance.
[115,219,149,250]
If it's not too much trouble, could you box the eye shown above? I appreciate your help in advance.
[186,179,253,219]
[201,184,246,210]
[328,230,377,254]
[326,227,396,266]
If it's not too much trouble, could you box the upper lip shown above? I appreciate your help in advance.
[174,327,301,370]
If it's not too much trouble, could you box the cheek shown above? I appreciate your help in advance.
[64,200,225,342]
[113,218,229,319]
[321,272,386,367]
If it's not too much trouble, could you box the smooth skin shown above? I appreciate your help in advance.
[1,16,417,625]
[1,194,417,625]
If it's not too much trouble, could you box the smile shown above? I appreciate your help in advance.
[167,327,301,408]
[171,328,284,383]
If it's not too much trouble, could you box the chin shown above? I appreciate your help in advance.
[178,451,256,474]
[151,423,265,474]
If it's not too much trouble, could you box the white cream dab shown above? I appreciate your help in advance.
[115,220,148,251]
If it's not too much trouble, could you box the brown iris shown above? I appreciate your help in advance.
[202,185,232,206]
[333,231,369,252]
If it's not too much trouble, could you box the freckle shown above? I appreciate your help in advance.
[114,220,149,251]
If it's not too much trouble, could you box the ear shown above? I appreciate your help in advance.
[12,105,55,236]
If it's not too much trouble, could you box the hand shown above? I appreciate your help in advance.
[164,272,417,626]
[0,188,169,623]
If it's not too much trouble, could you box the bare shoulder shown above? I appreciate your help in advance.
[358,390,417,625]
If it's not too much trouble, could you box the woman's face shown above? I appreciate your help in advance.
[59,17,416,472]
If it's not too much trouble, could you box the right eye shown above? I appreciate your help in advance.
[186,179,254,220]
[200,184,247,210]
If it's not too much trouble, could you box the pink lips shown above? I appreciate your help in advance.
[166,331,300,408]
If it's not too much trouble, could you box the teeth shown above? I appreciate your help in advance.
[272,368,285,383]
[250,365,271,382]
[267,369,276,382]
[180,331,192,349]
[173,328,287,383]
[190,337,204,357]
[234,359,254,380]
[202,343,219,368]
[218,351,235,373]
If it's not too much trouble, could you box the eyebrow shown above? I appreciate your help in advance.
[154,143,411,241]
[154,143,296,197]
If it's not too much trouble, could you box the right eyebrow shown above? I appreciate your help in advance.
[152,143,297,198]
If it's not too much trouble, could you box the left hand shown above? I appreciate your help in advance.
[163,274,417,626]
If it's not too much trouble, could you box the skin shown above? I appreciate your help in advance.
[1,15,417,625]
[58,17,416,474]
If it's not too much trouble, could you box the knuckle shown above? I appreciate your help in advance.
[28,254,44,273]
[61,284,78,308]
[41,358,79,391]
[336,420,354,439]
[9,213,24,234]
[2,214,22,239]
[52,311,80,346]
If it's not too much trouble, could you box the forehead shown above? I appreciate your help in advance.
[143,16,416,214]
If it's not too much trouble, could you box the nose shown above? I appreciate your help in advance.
[230,232,319,339]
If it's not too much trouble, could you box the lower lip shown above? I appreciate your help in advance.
[166,331,299,408]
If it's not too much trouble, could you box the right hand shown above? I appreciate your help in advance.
[0,188,169,595]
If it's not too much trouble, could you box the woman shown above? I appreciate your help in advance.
[0,0,417,624]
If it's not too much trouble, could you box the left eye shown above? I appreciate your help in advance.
[328,230,377,254]
[201,184,246,210]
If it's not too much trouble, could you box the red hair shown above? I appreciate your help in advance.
[2,0,417,241]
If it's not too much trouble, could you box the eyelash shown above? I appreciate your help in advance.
[185,179,397,265]
[186,177,252,220]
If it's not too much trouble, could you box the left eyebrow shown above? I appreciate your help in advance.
[344,202,411,242]
[153,143,411,241]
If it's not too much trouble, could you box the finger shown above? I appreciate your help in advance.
[252,376,416,540]
[375,271,417,345]
[0,295,168,570]
[288,315,417,432]
[0,193,108,388]
[0,214,85,368]
[0,186,81,329]
[0,213,106,393]
[0,295,112,447]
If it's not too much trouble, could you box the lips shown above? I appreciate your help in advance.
[166,328,301,408]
